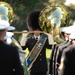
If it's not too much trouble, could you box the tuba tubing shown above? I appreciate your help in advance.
[10,31,48,34]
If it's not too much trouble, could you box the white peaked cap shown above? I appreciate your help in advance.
[69,32,75,39]
[60,26,75,34]
[7,26,16,31]
[0,20,10,30]
[4,32,14,40]
[60,27,68,32]
[65,26,75,34]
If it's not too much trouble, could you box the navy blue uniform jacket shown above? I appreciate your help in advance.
[22,35,52,72]
[0,41,24,75]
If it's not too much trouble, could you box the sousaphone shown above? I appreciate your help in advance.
[39,5,70,44]
[0,1,14,23]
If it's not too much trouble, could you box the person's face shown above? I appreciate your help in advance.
[60,32,65,40]
[0,30,6,41]
[64,33,70,40]
[72,40,75,44]
[34,30,40,36]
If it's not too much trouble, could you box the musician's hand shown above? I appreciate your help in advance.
[22,30,29,36]
[20,30,28,46]
[44,32,54,45]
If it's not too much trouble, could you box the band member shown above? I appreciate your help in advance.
[58,32,75,75]
[0,20,24,75]
[55,26,75,75]
[49,26,68,75]
[60,27,68,41]
[20,10,54,75]
[49,26,74,75]
[56,26,75,67]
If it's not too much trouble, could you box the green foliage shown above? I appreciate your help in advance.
[0,0,75,41]
[10,0,49,40]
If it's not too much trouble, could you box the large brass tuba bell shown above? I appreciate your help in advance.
[39,5,70,44]
[0,1,14,23]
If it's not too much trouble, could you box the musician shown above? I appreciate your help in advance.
[60,27,68,41]
[55,26,75,75]
[56,25,75,65]
[58,32,75,75]
[49,26,74,75]
[49,26,68,75]
[0,20,24,75]
[20,10,54,75]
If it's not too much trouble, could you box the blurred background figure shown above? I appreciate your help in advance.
[60,27,68,41]
[0,20,24,75]
[60,26,75,41]
[58,32,75,75]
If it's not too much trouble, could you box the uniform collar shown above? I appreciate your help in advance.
[34,35,40,40]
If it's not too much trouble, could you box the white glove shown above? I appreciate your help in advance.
[6,38,12,45]
[47,33,54,45]
[20,30,29,46]
[44,32,54,44]
[4,32,14,45]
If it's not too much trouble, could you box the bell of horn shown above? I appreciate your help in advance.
[0,2,14,23]
[0,14,9,21]
[39,5,70,44]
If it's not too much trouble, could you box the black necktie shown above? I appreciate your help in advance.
[36,37,38,40]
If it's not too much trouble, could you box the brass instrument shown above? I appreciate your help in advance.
[0,1,14,23]
[11,37,26,63]
[12,37,22,50]
[39,5,70,44]
[0,2,27,74]
[0,2,25,64]
[11,37,28,74]
[12,31,46,34]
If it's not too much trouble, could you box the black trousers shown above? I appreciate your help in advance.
[30,71,47,75]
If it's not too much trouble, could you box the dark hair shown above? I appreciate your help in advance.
[26,10,42,31]
[61,32,65,36]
